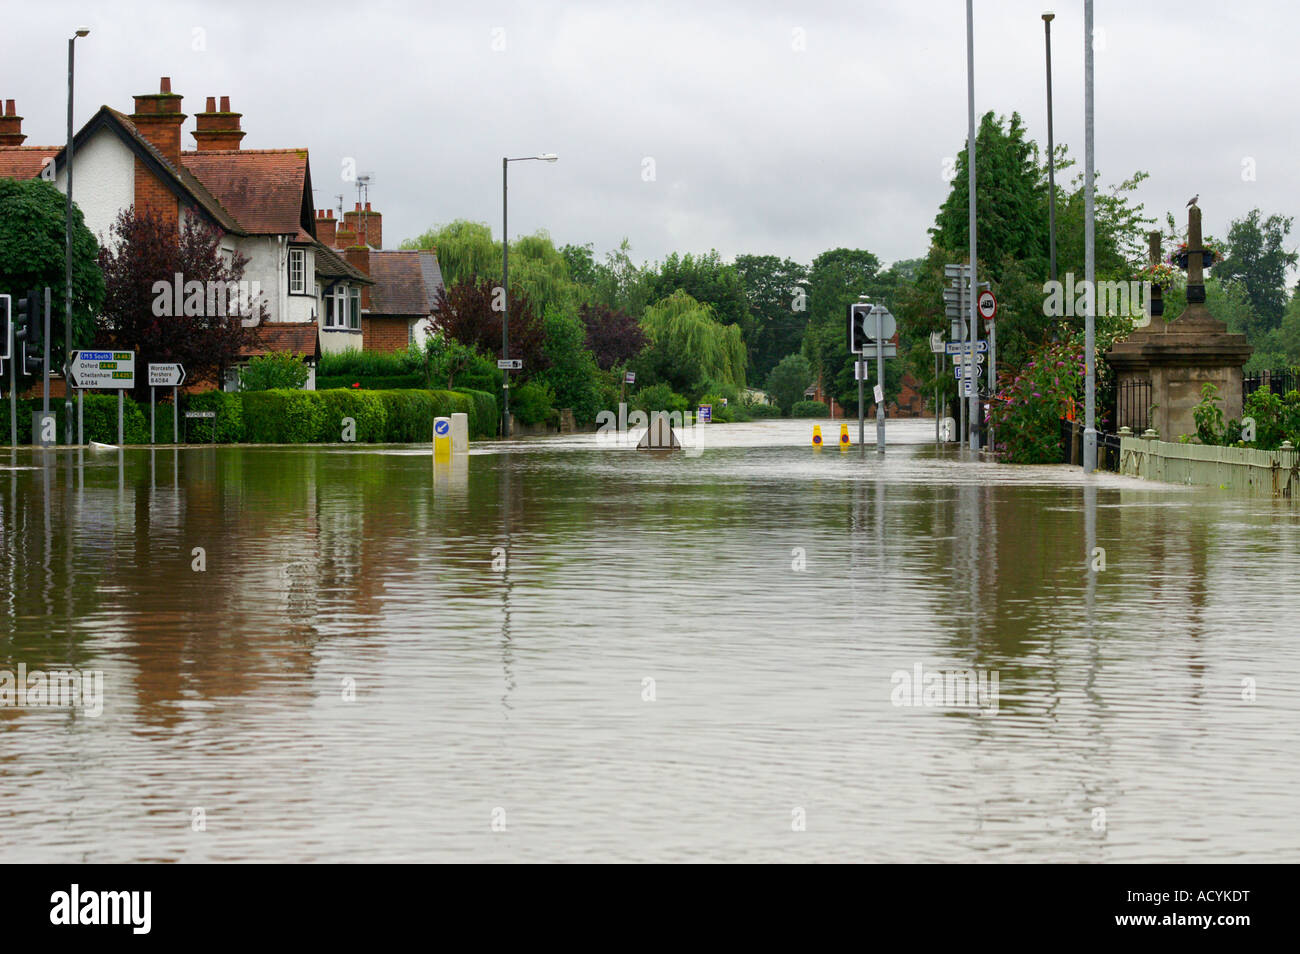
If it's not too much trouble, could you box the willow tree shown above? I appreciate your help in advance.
[635,290,746,398]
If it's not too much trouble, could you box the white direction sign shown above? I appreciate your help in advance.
[945,340,989,355]
[961,379,975,397]
[497,359,523,370]
[148,362,185,387]
[68,350,135,389]
[953,364,983,379]
[929,331,945,354]
[977,290,998,320]
[950,351,986,365]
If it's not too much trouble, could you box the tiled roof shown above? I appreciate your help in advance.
[367,250,444,317]
[314,242,373,284]
[100,108,245,234]
[181,149,311,236]
[0,146,59,179]
[241,322,320,361]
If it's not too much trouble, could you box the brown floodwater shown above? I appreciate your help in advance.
[1,419,1297,861]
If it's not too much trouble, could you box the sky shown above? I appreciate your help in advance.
[9,0,1292,271]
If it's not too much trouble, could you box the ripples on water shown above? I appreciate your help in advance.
[1,420,1297,862]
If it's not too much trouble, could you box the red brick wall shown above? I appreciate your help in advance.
[134,158,178,223]
[363,316,409,353]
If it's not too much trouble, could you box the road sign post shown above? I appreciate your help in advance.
[875,310,885,454]
[147,364,185,445]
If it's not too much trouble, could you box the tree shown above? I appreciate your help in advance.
[1215,209,1297,338]
[765,353,812,414]
[98,208,260,397]
[538,306,603,425]
[0,178,103,370]
[239,353,310,391]
[419,330,480,389]
[932,111,1049,281]
[634,290,746,398]
[401,220,498,285]
[580,302,645,370]
[645,251,750,354]
[734,254,810,382]
[432,278,548,375]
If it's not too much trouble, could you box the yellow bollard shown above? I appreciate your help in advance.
[839,423,850,449]
[812,424,823,449]
[433,416,452,461]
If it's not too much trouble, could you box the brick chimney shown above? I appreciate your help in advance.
[345,244,371,307]
[0,100,25,147]
[315,209,337,246]
[131,77,186,166]
[335,224,357,249]
[343,201,383,249]
[191,94,245,152]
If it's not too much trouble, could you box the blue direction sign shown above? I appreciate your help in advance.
[68,351,135,389]
[945,340,989,356]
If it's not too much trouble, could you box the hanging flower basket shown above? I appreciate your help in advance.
[1170,243,1220,270]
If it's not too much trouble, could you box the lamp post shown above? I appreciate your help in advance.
[501,153,557,438]
[1043,12,1057,283]
[66,26,89,446]
[1083,0,1097,472]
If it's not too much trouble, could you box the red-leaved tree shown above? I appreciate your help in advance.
[98,208,265,397]
[432,277,548,375]
[580,302,645,370]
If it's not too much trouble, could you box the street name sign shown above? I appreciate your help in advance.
[497,359,523,370]
[68,351,135,389]
[945,340,989,355]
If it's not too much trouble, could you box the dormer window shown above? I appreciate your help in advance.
[289,248,306,294]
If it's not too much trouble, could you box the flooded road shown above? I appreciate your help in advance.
[2,419,1298,862]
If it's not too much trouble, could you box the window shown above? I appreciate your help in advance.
[289,248,305,294]
[322,286,356,331]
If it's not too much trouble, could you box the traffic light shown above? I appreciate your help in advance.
[848,301,873,354]
[0,295,10,362]
[15,289,43,376]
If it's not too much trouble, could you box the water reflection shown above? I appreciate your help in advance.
[1,421,1298,861]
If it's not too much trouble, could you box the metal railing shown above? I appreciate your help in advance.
[1243,368,1298,399]
[1114,378,1151,434]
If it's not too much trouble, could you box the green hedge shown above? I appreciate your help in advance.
[456,388,498,439]
[316,373,423,391]
[791,400,830,418]
[0,394,150,444]
[746,403,782,419]
[185,391,245,443]
[241,390,327,443]
[314,389,388,442]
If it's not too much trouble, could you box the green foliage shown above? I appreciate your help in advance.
[418,331,481,390]
[791,400,829,418]
[0,394,148,444]
[1215,209,1297,338]
[316,373,424,391]
[1191,383,1226,445]
[400,220,500,285]
[746,403,782,419]
[637,290,746,397]
[314,389,388,442]
[0,178,104,366]
[318,348,409,378]
[629,382,688,415]
[455,388,499,439]
[510,380,556,426]
[538,306,602,426]
[240,390,327,443]
[988,340,1083,463]
[377,390,440,442]
[765,353,812,414]
[239,353,311,391]
[734,254,811,382]
[184,390,244,443]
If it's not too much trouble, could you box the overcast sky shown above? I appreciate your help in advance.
[12,1,1293,271]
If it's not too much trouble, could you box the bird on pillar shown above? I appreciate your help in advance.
[1186,194,1199,208]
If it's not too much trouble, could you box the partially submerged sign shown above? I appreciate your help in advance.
[636,413,681,451]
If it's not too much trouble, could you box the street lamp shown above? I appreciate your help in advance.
[1043,13,1057,284]
[501,153,557,438]
[66,25,90,445]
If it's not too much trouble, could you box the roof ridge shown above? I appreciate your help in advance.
[181,147,309,156]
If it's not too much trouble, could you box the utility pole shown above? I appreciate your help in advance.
[966,0,980,452]
[1043,12,1058,284]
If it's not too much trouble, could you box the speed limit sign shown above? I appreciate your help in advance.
[977,289,998,320]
